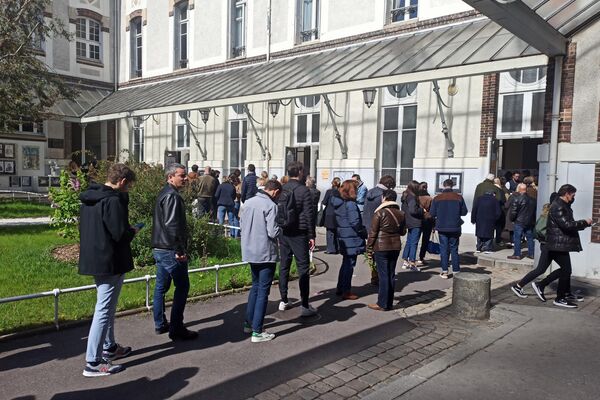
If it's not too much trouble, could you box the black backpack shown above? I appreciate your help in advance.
[276,187,298,229]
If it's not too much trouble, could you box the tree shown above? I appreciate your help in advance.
[0,0,75,133]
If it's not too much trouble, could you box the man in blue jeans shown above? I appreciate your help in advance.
[240,179,282,342]
[508,183,536,260]
[152,163,197,341]
[79,163,138,377]
[430,179,468,279]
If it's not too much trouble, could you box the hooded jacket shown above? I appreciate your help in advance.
[240,191,281,263]
[78,184,135,276]
[331,196,367,256]
[367,202,406,252]
[362,184,387,231]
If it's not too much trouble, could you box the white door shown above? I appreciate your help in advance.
[565,163,594,277]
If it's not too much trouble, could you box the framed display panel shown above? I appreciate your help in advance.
[3,160,15,174]
[4,144,15,158]
[435,172,463,193]
[9,176,20,187]
[21,176,32,187]
[38,176,50,187]
[22,146,40,170]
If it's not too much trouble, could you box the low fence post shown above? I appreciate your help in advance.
[145,275,151,310]
[53,288,61,330]
[215,265,220,294]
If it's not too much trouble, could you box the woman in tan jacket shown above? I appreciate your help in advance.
[366,189,407,311]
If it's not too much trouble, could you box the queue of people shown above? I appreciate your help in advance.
[77,161,592,378]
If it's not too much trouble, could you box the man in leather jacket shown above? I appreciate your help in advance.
[508,183,537,260]
[530,184,592,308]
[152,163,197,340]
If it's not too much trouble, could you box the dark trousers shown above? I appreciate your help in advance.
[246,263,276,333]
[476,236,493,252]
[326,228,338,253]
[518,245,559,287]
[439,232,461,273]
[337,255,357,295]
[279,234,310,307]
[536,250,572,299]
[197,197,212,217]
[374,250,400,310]
[419,221,433,261]
[152,249,190,333]
[495,211,506,244]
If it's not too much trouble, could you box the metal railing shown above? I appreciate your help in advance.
[0,190,49,202]
[0,261,248,330]
[207,221,241,236]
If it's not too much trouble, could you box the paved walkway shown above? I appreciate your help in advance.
[1,231,599,400]
[0,216,51,226]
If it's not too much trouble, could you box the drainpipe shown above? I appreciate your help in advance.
[266,0,272,62]
[114,0,121,158]
[548,55,563,193]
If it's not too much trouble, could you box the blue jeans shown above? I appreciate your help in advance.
[337,255,357,294]
[513,223,534,257]
[374,250,400,309]
[439,232,460,273]
[402,227,421,261]
[153,249,190,333]
[86,273,125,363]
[217,205,239,238]
[246,263,276,333]
[476,237,493,252]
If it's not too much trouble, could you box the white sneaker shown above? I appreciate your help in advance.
[278,301,290,311]
[251,331,275,343]
[401,261,410,270]
[301,305,317,317]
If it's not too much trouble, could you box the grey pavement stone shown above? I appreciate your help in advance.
[358,371,383,386]
[287,378,310,390]
[334,370,357,383]
[346,365,368,377]
[347,353,369,363]
[255,390,280,400]
[356,361,378,372]
[324,362,347,374]
[346,378,371,392]
[313,367,335,379]
[270,383,295,397]
[380,365,401,375]
[322,375,346,388]
[337,357,356,367]
[308,381,334,394]
[298,372,321,384]
[368,357,389,367]
[332,385,358,398]
[377,351,398,361]
[318,392,344,400]
[297,387,320,400]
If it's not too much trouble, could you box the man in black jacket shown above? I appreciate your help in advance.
[80,163,137,377]
[508,183,537,260]
[278,161,317,317]
[241,163,258,203]
[530,184,592,308]
[152,163,198,341]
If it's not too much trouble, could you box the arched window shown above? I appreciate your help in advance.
[130,17,142,77]
[76,17,101,61]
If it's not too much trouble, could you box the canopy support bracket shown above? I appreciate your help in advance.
[323,94,348,159]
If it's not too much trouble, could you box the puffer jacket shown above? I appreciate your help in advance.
[152,183,188,254]
[362,184,387,231]
[509,193,536,227]
[367,202,406,252]
[331,196,367,256]
[322,188,340,230]
[281,179,316,238]
[545,197,589,252]
[401,192,424,229]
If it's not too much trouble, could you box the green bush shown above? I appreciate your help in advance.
[49,169,88,239]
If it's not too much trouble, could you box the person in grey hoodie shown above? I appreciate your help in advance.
[240,179,282,342]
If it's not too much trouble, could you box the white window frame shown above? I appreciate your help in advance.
[497,67,547,139]
[76,17,102,61]
[298,0,319,43]
[174,2,189,69]
[379,103,417,187]
[130,17,142,78]
[229,118,247,176]
[132,117,144,162]
[231,0,246,58]
[175,111,190,149]
[295,96,320,145]
[388,0,418,24]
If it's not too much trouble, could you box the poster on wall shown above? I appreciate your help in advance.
[22,146,40,170]
[0,144,3,158]
[38,176,50,187]
[0,161,4,173]
[4,144,14,158]
[21,176,32,187]
[435,172,463,193]
[4,160,15,174]
[9,176,20,187]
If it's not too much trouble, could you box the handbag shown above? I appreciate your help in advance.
[427,231,441,255]
[317,206,326,227]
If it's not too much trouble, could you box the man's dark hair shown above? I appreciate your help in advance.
[191,164,199,172]
[557,184,577,197]
[248,164,256,172]
[264,179,282,191]
[287,161,304,178]
[107,163,136,184]
[379,175,396,189]
[549,192,559,203]
[382,189,397,202]
[443,178,454,188]
[352,174,361,180]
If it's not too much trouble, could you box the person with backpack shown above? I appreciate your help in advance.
[277,161,317,317]
[366,189,406,310]
[321,177,342,254]
[401,181,424,271]
[330,180,368,300]
[240,179,282,342]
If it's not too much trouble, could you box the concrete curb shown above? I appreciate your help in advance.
[362,306,532,400]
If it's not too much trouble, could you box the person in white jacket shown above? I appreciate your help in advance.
[240,179,282,342]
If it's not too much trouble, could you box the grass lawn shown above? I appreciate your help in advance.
[0,200,53,219]
[0,225,294,335]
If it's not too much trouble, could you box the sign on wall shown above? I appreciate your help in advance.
[435,172,463,193]
[22,146,40,170]
[0,142,16,175]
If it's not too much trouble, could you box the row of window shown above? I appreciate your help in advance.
[128,0,419,78]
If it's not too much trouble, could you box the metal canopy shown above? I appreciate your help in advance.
[522,0,600,36]
[81,18,548,123]
[49,85,112,121]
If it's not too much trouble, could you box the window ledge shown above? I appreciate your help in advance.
[76,58,104,68]
[295,39,321,47]
[385,17,419,27]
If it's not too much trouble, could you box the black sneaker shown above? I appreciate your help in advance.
[155,323,170,335]
[553,298,578,308]
[531,282,546,302]
[566,292,584,302]
[169,328,198,341]
[83,360,125,377]
[511,285,527,299]
[102,344,132,361]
